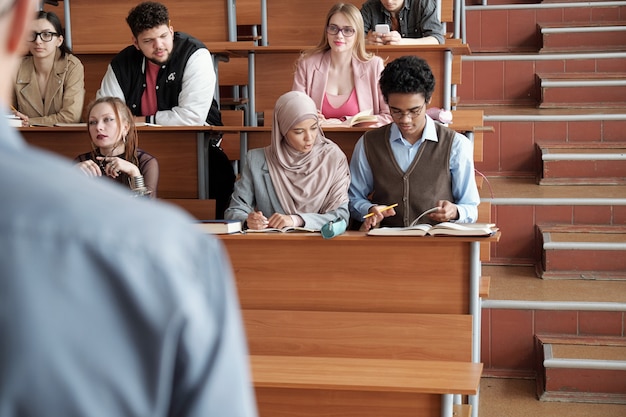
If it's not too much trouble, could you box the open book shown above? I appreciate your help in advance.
[53,122,161,127]
[246,226,318,234]
[320,109,378,127]
[367,222,498,237]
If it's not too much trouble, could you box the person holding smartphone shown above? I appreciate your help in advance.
[360,0,444,45]
[292,2,391,126]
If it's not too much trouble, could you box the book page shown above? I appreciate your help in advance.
[368,222,497,237]
[320,109,377,128]
[367,224,431,236]
[427,222,497,236]
[246,226,318,233]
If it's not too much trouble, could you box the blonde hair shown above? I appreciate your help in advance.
[303,3,372,62]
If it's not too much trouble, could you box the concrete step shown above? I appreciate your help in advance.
[467,108,626,177]
[536,334,626,404]
[478,177,626,265]
[480,264,626,377]
[536,141,626,185]
[465,1,626,53]
[538,72,626,108]
[460,53,626,107]
[538,224,626,280]
[540,21,626,53]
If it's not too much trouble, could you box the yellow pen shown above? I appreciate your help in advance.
[363,203,398,219]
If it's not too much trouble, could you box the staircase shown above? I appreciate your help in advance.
[536,334,626,404]
[461,0,626,405]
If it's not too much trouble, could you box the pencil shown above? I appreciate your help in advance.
[10,104,18,113]
[363,203,398,219]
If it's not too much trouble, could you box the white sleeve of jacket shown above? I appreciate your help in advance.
[97,64,126,101]
[155,48,216,126]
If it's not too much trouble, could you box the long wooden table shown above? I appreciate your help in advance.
[219,231,500,417]
[20,109,485,200]
[220,43,471,127]
[20,126,210,199]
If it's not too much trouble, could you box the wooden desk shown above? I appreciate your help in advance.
[218,109,485,172]
[219,231,499,416]
[220,43,470,127]
[20,126,212,199]
[219,231,498,355]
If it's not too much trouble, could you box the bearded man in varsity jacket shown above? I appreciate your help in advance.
[97,1,234,217]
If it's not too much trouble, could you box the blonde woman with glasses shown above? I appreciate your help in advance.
[13,10,84,126]
[292,3,391,127]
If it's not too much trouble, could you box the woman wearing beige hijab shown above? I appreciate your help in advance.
[225,91,350,230]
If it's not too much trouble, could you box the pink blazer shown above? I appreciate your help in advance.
[292,51,392,126]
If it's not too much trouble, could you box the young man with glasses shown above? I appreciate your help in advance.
[97,1,234,217]
[360,0,444,45]
[348,55,479,230]
[0,1,257,416]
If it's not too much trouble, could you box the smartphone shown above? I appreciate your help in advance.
[375,24,390,34]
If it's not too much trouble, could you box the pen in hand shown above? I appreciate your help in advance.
[363,203,398,219]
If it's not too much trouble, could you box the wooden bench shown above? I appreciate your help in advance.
[243,309,481,417]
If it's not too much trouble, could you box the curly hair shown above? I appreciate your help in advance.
[126,1,169,37]
[379,55,436,102]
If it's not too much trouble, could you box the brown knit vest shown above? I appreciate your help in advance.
[363,123,455,227]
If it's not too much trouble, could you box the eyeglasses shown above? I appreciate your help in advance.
[390,103,427,120]
[28,31,59,42]
[326,24,356,37]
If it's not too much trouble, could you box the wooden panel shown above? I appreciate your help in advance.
[76,54,115,118]
[221,232,472,314]
[236,0,262,26]
[253,47,450,115]
[251,355,483,394]
[217,56,249,86]
[163,198,216,220]
[244,310,473,362]
[267,0,339,46]
[265,0,455,46]
[21,127,200,198]
[69,0,229,53]
[255,387,440,417]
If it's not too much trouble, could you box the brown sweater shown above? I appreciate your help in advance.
[363,123,455,227]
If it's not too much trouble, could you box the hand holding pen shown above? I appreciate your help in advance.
[361,203,398,231]
[246,211,269,230]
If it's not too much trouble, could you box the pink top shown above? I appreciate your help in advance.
[141,61,159,116]
[321,88,359,120]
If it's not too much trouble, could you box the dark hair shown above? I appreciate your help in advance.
[379,55,436,102]
[126,1,169,37]
[36,10,72,57]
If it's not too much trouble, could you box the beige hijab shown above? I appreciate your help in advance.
[264,91,350,215]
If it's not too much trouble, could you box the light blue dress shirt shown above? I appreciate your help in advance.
[349,116,480,223]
